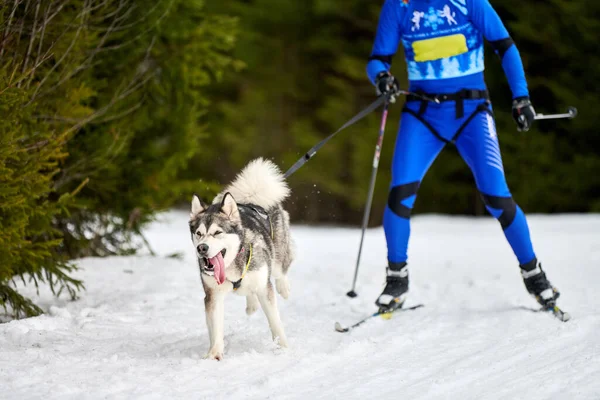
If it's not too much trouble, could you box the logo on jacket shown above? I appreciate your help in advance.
[438,5,457,25]
[412,4,459,32]
[411,11,425,31]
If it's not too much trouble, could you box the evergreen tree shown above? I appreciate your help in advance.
[0,0,238,318]
[53,0,240,257]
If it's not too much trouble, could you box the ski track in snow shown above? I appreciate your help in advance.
[1,211,600,399]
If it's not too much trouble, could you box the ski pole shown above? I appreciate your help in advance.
[346,100,390,298]
[534,106,578,120]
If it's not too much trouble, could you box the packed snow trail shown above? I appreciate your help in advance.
[1,211,599,399]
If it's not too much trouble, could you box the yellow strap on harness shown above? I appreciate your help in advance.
[232,244,252,291]
[241,244,252,280]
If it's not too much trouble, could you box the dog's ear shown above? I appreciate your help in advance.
[220,192,240,222]
[190,194,207,219]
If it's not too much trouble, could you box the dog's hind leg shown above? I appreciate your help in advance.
[272,261,291,300]
[275,275,290,300]
[246,294,259,315]
[204,290,226,360]
[257,280,289,348]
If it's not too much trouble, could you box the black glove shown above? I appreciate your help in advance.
[512,97,536,132]
[375,71,400,101]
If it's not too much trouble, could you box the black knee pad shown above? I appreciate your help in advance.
[480,193,517,229]
[388,182,420,219]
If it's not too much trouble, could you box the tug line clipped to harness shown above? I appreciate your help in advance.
[282,90,439,179]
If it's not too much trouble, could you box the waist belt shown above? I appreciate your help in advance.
[407,89,490,118]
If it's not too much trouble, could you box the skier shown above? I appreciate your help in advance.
[367,0,561,312]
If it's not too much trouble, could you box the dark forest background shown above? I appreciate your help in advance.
[1,0,598,317]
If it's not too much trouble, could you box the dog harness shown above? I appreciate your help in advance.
[243,204,274,240]
[228,205,275,290]
[230,244,252,291]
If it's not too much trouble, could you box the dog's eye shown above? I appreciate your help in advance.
[196,231,203,237]
[214,230,223,236]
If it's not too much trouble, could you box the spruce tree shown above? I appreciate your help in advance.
[0,0,238,318]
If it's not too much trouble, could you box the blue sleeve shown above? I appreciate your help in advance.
[469,0,529,99]
[366,0,402,85]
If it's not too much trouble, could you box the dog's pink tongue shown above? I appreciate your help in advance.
[210,252,226,285]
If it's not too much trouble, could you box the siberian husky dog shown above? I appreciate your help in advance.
[189,158,294,360]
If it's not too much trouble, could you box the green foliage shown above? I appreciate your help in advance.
[1,0,237,318]
[202,0,600,224]
[0,65,84,319]
[54,0,240,257]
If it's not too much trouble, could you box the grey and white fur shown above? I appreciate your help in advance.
[189,158,295,360]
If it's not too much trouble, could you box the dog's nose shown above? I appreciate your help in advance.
[197,243,209,254]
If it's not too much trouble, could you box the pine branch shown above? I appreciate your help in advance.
[92,0,174,52]
[42,261,85,300]
[52,44,156,143]
[38,0,133,98]
[27,0,89,104]
[0,284,43,319]
[87,0,162,32]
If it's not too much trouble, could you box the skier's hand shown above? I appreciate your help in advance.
[375,71,400,102]
[512,97,536,132]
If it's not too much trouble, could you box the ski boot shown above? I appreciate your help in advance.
[520,258,560,308]
[375,261,409,313]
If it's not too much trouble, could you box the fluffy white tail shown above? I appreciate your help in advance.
[216,158,290,209]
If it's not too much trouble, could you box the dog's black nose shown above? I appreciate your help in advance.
[197,243,209,254]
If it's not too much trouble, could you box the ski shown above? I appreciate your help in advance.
[520,304,571,322]
[334,304,424,333]
[542,305,571,322]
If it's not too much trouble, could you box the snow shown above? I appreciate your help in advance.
[2,210,600,399]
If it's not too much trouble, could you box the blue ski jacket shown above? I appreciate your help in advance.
[367,0,528,99]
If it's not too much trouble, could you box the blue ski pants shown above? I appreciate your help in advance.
[384,99,536,265]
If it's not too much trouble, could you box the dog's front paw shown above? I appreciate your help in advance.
[204,347,224,361]
[275,277,290,299]
[275,335,289,349]
[246,295,259,315]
